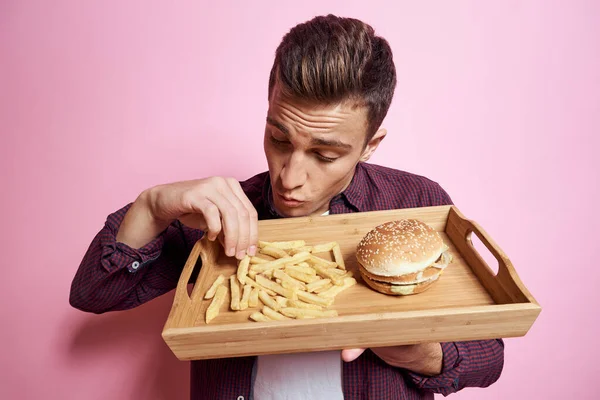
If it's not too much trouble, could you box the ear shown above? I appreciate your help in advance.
[359,128,387,162]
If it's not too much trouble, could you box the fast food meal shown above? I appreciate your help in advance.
[356,219,452,295]
[203,240,355,323]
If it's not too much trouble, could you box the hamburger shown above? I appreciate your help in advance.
[356,219,452,295]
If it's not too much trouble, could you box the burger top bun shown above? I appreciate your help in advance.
[356,219,447,277]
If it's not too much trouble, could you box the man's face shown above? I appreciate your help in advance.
[264,83,374,217]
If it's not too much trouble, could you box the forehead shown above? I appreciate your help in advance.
[268,83,368,136]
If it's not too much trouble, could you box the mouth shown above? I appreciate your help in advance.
[275,192,306,208]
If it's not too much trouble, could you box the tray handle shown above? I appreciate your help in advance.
[446,207,538,305]
[173,236,220,306]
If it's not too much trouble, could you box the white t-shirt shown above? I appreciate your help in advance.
[253,210,343,400]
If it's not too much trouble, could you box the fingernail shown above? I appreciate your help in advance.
[236,250,246,260]
[227,247,235,257]
[248,246,256,256]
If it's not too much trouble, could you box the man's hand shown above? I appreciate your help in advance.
[341,343,443,376]
[116,177,258,259]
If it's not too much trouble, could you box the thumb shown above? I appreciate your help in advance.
[341,348,366,362]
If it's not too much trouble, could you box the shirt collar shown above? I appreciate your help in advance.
[261,162,368,217]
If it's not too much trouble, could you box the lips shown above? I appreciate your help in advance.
[276,192,305,208]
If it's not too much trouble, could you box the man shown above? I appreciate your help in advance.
[70,14,504,400]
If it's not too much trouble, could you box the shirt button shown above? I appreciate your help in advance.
[131,261,140,270]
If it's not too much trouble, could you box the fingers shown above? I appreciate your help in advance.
[341,348,366,362]
[205,190,240,258]
[225,178,259,256]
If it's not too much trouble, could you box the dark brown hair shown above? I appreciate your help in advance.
[268,14,397,142]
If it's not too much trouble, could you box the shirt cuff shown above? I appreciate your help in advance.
[405,342,464,395]
[100,212,167,274]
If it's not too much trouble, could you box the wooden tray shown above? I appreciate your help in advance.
[162,205,541,361]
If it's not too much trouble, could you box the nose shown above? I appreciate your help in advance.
[280,151,307,191]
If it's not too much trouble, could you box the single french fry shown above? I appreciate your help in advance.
[237,256,250,284]
[288,246,313,255]
[244,276,277,296]
[258,290,281,311]
[260,246,289,259]
[288,299,324,310]
[229,275,241,310]
[249,312,271,322]
[318,277,357,298]
[258,240,306,250]
[309,254,338,269]
[297,290,334,307]
[273,269,306,290]
[313,283,333,293]
[248,270,257,279]
[286,264,316,275]
[280,307,338,319]
[251,252,311,274]
[332,244,345,270]
[239,284,252,310]
[256,274,297,299]
[204,274,225,299]
[250,256,270,264]
[285,267,319,284]
[306,278,331,293]
[328,268,347,276]
[205,285,227,323]
[311,242,336,253]
[249,287,260,308]
[262,306,291,320]
[296,262,311,268]
[274,296,288,308]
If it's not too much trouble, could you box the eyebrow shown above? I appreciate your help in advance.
[266,117,353,149]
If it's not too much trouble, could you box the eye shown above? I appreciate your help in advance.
[315,152,338,163]
[269,135,290,146]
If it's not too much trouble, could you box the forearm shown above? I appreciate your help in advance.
[70,204,201,313]
[116,189,171,249]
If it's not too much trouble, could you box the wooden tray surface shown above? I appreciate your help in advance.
[162,205,541,360]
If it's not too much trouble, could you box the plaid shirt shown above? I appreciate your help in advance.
[71,162,504,399]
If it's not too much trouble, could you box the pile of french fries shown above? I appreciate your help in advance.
[203,240,356,323]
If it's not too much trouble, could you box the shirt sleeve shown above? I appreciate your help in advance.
[404,339,505,396]
[69,203,203,313]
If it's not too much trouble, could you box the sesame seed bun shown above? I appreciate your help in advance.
[356,219,451,295]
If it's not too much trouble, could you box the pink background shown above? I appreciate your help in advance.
[1,1,598,399]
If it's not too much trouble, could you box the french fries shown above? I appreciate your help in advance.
[256,274,297,300]
[259,240,306,250]
[319,277,357,298]
[311,242,336,254]
[204,274,225,299]
[203,240,356,324]
[260,246,289,259]
[250,311,271,322]
[237,256,250,284]
[305,278,331,293]
[230,275,241,311]
[332,244,346,270]
[284,267,319,284]
[239,284,252,310]
[206,285,227,323]
[262,306,291,320]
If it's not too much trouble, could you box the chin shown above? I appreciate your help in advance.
[273,202,313,218]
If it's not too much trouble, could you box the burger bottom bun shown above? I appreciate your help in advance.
[358,263,441,284]
[359,268,441,296]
